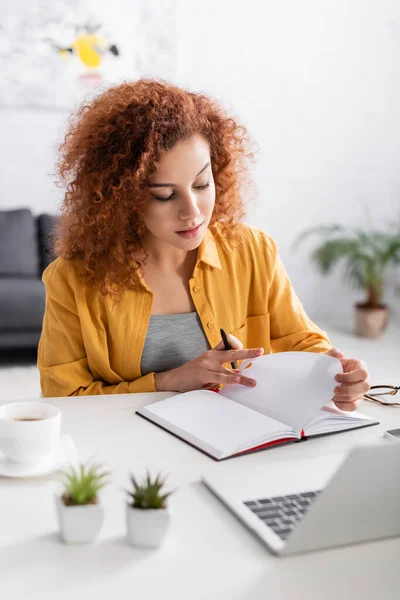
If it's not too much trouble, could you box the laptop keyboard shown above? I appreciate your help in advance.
[244,490,321,541]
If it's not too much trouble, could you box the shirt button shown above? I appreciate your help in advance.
[207,321,214,329]
[193,286,200,292]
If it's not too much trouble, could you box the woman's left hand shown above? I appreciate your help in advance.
[326,348,370,411]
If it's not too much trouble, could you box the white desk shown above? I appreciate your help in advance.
[0,392,399,600]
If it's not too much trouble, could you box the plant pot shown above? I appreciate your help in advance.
[55,494,104,544]
[126,504,171,547]
[354,304,389,338]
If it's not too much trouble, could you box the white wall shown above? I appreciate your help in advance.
[1,0,399,318]
[175,0,400,318]
[0,107,68,214]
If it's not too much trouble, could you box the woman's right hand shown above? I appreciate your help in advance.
[154,334,264,393]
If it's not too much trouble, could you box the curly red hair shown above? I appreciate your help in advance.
[54,78,257,297]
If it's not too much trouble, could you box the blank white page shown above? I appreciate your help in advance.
[220,352,342,433]
[304,402,374,436]
[138,390,295,459]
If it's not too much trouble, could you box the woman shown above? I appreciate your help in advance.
[38,79,370,409]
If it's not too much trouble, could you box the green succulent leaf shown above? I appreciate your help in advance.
[61,461,110,506]
[127,470,174,509]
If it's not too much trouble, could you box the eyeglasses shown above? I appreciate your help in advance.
[364,385,400,407]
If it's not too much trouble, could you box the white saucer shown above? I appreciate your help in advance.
[0,435,78,478]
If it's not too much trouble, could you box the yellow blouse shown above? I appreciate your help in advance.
[38,223,331,397]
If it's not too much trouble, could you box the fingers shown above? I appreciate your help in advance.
[326,347,344,360]
[334,380,370,398]
[333,399,359,412]
[234,373,257,387]
[212,367,257,387]
[226,334,243,350]
[213,334,243,351]
[334,366,369,385]
[220,347,264,362]
[333,356,369,410]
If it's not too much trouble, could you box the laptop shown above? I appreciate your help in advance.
[202,443,400,555]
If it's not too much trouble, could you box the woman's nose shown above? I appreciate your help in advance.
[178,192,201,220]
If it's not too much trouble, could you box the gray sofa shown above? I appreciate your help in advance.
[0,208,57,350]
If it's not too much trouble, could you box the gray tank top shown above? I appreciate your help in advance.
[140,311,211,376]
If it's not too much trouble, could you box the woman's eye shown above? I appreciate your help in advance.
[154,193,175,202]
[154,182,210,202]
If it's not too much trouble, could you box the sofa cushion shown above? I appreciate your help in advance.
[37,213,57,274]
[0,278,45,331]
[0,209,39,277]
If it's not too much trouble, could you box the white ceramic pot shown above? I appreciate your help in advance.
[126,504,171,547]
[55,494,104,544]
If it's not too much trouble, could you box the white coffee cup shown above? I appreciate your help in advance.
[0,402,61,464]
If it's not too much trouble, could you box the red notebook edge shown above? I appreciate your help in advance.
[136,411,380,461]
[231,436,300,458]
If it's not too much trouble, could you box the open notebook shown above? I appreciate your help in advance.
[136,352,379,460]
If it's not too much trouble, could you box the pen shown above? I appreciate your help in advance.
[220,328,239,370]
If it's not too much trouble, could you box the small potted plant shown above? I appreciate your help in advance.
[294,223,400,337]
[125,471,174,548]
[55,461,110,544]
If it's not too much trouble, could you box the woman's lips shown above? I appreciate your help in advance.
[176,222,204,239]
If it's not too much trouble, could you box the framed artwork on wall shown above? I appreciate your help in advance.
[0,0,177,111]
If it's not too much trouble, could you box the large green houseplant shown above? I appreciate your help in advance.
[294,224,400,337]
